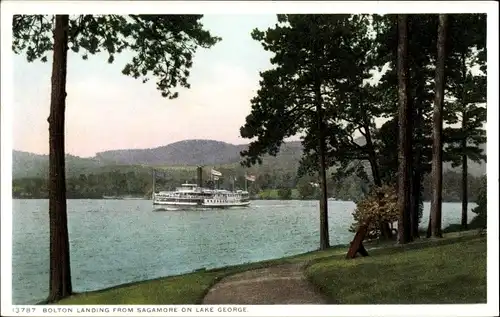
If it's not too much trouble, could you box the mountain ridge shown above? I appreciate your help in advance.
[12,138,485,179]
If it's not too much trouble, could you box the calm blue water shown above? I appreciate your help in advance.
[12,199,477,304]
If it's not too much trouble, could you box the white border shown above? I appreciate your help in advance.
[1,304,497,317]
[1,5,14,315]
[485,1,500,311]
[1,1,498,317]
[0,1,498,14]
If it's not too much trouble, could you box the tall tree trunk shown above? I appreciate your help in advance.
[411,91,424,239]
[406,92,415,241]
[397,14,412,244]
[47,15,72,303]
[411,168,422,238]
[315,81,330,250]
[429,14,449,238]
[461,112,468,229]
[459,52,468,231]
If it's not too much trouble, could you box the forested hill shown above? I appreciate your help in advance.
[12,151,106,179]
[12,138,485,179]
[93,139,303,166]
[12,140,304,179]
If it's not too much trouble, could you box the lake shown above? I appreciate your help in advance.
[12,199,477,304]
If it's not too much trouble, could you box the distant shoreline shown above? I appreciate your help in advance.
[11,197,477,204]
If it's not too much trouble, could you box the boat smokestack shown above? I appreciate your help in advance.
[197,166,203,187]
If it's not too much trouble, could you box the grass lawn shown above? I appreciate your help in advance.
[305,236,486,304]
[57,271,220,305]
[56,233,485,305]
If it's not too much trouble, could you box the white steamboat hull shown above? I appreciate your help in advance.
[153,200,250,210]
[151,181,251,211]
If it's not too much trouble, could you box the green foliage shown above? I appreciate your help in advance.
[13,170,152,199]
[296,177,318,200]
[277,187,292,200]
[371,14,486,237]
[472,176,486,222]
[241,14,358,168]
[421,170,484,202]
[12,178,48,198]
[288,15,385,182]
[258,189,280,200]
[329,173,367,203]
[375,119,399,184]
[374,15,439,186]
[443,14,486,171]
[349,184,398,239]
[12,15,220,99]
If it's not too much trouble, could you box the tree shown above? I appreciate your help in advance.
[326,16,386,191]
[296,177,317,200]
[429,14,449,238]
[373,14,486,239]
[349,184,398,240]
[295,14,405,240]
[241,14,361,250]
[277,187,292,200]
[12,14,220,302]
[375,119,399,184]
[45,15,72,302]
[443,14,486,230]
[373,15,441,240]
[396,14,413,244]
[472,175,487,227]
[405,15,438,239]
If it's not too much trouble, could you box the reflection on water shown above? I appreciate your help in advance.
[12,199,476,304]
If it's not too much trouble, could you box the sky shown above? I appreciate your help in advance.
[9,12,490,159]
[13,15,281,157]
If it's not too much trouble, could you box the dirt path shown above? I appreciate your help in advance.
[202,263,328,304]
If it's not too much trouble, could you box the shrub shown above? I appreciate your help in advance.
[349,184,398,240]
[277,187,292,200]
[296,179,317,199]
[472,175,486,227]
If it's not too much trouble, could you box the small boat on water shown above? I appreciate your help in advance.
[102,195,123,200]
[121,196,144,200]
[102,195,143,200]
[152,167,254,211]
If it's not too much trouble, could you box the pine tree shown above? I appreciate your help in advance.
[12,14,219,302]
[429,14,449,238]
[443,14,486,230]
[396,14,413,244]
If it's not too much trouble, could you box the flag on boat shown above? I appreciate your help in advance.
[211,169,222,177]
[245,174,256,182]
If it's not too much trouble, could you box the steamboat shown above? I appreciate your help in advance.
[152,166,254,210]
